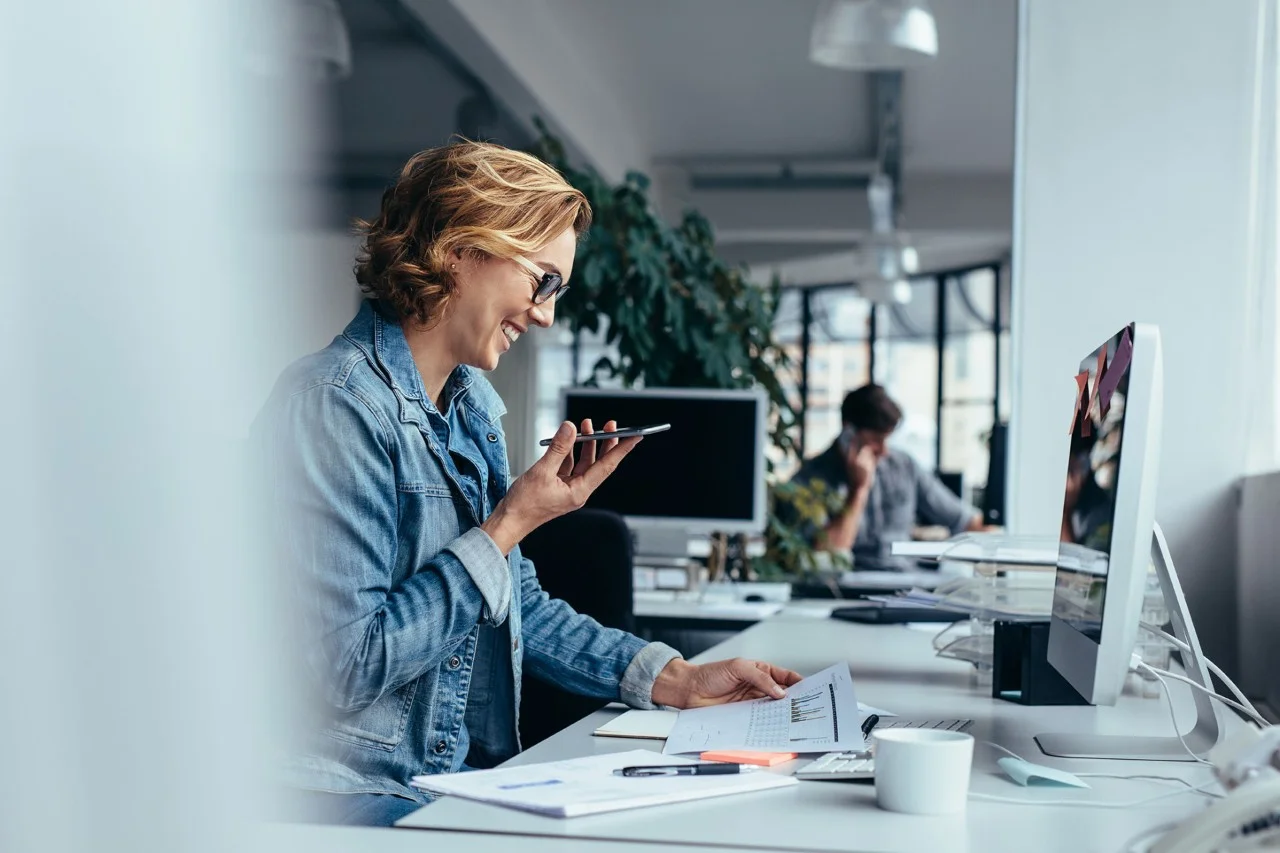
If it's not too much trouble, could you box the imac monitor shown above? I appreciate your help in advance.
[560,387,768,535]
[1046,322,1164,706]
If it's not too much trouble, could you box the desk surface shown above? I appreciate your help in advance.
[264,822,802,852]
[399,614,1233,853]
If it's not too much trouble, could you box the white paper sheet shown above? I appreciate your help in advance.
[594,700,894,742]
[409,749,796,818]
[662,663,867,755]
[593,709,678,739]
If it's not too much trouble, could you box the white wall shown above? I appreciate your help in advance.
[1010,0,1272,673]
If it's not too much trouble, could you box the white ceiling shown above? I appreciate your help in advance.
[533,0,1018,172]
[358,0,1019,280]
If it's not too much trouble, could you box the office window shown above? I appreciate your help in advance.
[872,277,940,470]
[939,268,1002,499]
[769,289,806,479]
[804,288,872,459]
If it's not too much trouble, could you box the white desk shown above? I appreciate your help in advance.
[399,614,1238,853]
[263,822,799,852]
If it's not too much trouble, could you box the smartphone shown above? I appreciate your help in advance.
[537,423,671,446]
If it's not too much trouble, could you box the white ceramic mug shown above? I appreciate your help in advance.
[873,728,974,815]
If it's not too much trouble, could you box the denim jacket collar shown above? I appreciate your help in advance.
[343,301,506,425]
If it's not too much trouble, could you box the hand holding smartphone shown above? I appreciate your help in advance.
[537,423,671,446]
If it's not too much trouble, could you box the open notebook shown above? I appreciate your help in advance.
[410,749,795,818]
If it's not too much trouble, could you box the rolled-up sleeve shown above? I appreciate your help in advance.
[619,642,683,709]
[444,527,511,624]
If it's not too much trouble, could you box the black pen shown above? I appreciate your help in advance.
[861,713,881,739]
[618,763,742,777]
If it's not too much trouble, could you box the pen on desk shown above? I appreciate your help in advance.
[861,713,881,739]
[619,763,742,777]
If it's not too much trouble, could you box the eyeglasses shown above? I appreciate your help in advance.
[513,256,568,305]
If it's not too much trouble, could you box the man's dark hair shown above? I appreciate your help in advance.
[841,384,903,433]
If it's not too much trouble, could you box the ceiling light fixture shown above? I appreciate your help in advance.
[810,0,938,71]
[858,173,917,304]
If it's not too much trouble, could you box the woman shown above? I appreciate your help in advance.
[257,141,801,827]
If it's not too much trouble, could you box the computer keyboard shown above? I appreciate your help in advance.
[794,718,974,781]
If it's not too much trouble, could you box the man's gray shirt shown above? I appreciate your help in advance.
[790,442,980,571]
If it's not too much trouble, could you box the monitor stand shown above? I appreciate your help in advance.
[1035,522,1224,761]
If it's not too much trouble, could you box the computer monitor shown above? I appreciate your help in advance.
[1039,322,1223,760]
[560,387,768,539]
[1046,321,1163,706]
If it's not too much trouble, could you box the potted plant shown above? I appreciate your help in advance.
[531,124,846,582]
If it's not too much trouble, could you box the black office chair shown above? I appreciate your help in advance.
[517,508,635,748]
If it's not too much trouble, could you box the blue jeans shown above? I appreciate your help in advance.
[294,791,424,827]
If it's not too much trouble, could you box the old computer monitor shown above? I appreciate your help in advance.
[560,387,768,545]
[1046,321,1164,707]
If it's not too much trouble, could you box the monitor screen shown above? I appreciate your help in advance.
[561,388,766,532]
[1051,324,1135,642]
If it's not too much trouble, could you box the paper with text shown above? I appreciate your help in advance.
[662,663,865,755]
[409,749,795,818]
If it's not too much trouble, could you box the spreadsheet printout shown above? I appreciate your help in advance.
[662,663,866,755]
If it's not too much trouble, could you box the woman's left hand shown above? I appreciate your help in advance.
[650,658,803,708]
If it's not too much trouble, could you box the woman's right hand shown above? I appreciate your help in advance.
[481,419,642,554]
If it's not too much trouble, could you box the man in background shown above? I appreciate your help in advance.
[790,384,987,571]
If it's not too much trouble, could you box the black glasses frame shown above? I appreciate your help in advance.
[514,256,568,304]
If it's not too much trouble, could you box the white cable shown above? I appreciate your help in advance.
[969,781,1220,809]
[976,740,1224,801]
[1140,662,1270,728]
[1133,663,1215,765]
[1139,621,1263,722]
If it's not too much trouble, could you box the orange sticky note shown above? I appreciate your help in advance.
[700,749,798,766]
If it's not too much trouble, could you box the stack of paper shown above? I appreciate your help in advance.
[410,750,796,818]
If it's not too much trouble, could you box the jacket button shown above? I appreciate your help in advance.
[447,655,462,670]
[434,740,448,755]
[487,433,498,442]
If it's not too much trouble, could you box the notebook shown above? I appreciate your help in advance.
[410,749,796,818]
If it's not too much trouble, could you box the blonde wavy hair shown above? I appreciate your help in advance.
[354,141,591,327]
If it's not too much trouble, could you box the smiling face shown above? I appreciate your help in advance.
[445,226,577,371]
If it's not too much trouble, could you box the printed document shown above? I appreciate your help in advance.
[662,663,865,755]
[409,749,795,818]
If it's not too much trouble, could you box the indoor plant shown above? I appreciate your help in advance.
[531,123,847,581]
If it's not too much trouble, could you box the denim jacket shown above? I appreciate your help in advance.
[256,301,681,803]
